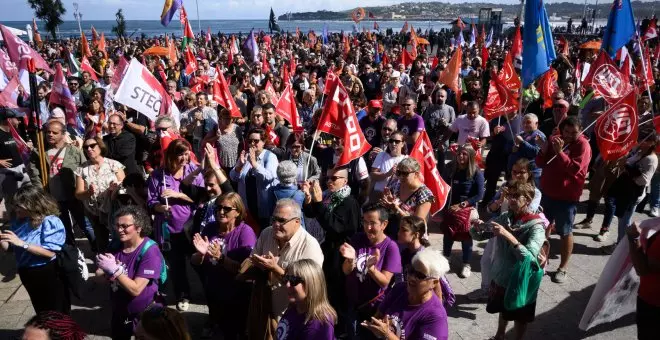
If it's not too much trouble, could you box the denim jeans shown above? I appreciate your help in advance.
[650,172,660,210]
[442,234,473,264]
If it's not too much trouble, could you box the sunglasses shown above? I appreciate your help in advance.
[248,139,261,144]
[283,274,304,286]
[396,170,412,177]
[84,143,98,150]
[215,205,237,214]
[389,139,403,145]
[406,266,432,281]
[156,127,170,133]
[401,104,413,107]
[271,216,298,225]
[327,175,346,182]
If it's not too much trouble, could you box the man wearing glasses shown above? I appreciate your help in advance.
[103,114,139,176]
[397,98,425,149]
[67,77,85,111]
[250,199,323,334]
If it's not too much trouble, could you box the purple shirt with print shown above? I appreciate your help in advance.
[111,238,163,316]
[147,163,204,242]
[378,283,448,340]
[276,305,335,340]
[345,233,401,307]
[397,114,425,137]
[201,222,256,301]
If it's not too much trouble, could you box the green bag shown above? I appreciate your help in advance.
[503,255,543,310]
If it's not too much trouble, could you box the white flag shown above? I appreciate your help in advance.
[114,58,180,124]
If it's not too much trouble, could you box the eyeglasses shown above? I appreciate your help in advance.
[115,223,135,231]
[155,127,170,133]
[396,170,412,177]
[84,143,98,150]
[247,139,261,144]
[108,122,121,126]
[68,83,79,86]
[271,216,299,225]
[389,139,403,145]
[406,266,433,281]
[401,104,413,107]
[215,205,237,214]
[326,176,346,182]
[283,274,304,286]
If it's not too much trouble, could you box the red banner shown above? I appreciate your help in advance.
[317,76,371,167]
[483,71,519,121]
[81,56,98,82]
[583,50,630,104]
[275,83,303,132]
[409,131,451,215]
[538,68,559,109]
[264,80,279,105]
[0,24,52,73]
[184,47,197,76]
[594,90,638,161]
[0,49,18,80]
[499,53,521,93]
[439,46,462,96]
[212,70,242,118]
[49,63,78,126]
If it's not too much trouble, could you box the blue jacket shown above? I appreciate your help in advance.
[507,129,546,178]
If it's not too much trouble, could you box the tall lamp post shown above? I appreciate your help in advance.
[73,2,83,36]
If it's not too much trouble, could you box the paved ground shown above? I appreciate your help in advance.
[0,189,642,340]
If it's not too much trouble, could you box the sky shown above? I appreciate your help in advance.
[0,0,649,21]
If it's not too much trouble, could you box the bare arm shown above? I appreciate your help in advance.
[115,275,150,297]
[368,268,394,289]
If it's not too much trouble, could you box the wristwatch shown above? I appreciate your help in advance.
[22,243,29,250]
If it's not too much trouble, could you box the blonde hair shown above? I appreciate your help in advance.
[452,144,478,179]
[288,259,337,325]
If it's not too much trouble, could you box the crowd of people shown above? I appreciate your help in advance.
[1,16,660,340]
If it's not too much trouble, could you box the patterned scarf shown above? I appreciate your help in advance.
[322,185,351,212]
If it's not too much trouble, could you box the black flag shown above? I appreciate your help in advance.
[269,8,281,33]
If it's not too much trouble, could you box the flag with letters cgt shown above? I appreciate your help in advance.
[114,58,181,123]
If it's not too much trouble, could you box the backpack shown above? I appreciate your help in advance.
[137,239,168,287]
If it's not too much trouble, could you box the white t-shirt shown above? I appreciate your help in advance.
[371,153,407,192]
[450,114,490,145]
[333,154,369,180]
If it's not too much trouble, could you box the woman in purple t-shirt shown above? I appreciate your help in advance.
[340,204,401,338]
[96,206,164,340]
[191,192,257,339]
[276,259,336,340]
[362,248,450,340]
[147,139,204,312]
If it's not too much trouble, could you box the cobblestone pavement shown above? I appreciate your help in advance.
[0,189,641,340]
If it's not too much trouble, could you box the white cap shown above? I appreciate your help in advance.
[390,70,401,78]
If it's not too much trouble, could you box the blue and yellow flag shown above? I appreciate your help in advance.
[602,0,636,58]
[161,0,183,27]
[522,0,556,88]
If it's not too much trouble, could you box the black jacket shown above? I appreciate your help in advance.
[103,130,139,176]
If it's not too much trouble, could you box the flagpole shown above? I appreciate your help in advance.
[637,34,655,112]
[303,131,319,182]
[195,0,201,34]
[544,106,605,164]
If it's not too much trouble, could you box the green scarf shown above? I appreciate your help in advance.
[323,186,352,212]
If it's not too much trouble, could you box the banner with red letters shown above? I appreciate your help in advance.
[317,76,371,167]
[594,90,638,161]
[0,24,52,73]
[583,50,631,104]
[409,130,451,215]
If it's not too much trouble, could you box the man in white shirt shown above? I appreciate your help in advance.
[443,101,490,147]
[250,199,323,331]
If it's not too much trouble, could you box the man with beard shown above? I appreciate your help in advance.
[359,100,386,149]
[367,119,398,165]
[423,88,455,173]
[262,103,290,160]
[103,114,139,176]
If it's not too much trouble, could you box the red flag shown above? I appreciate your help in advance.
[483,71,519,121]
[467,136,486,169]
[81,32,92,58]
[499,52,521,93]
[479,24,486,46]
[261,53,270,74]
[583,50,631,104]
[323,71,338,96]
[620,53,631,81]
[98,33,108,58]
[265,125,280,145]
[398,49,413,68]
[558,36,569,56]
[0,24,52,73]
[635,46,654,90]
[481,45,489,69]
[227,49,234,67]
[289,57,297,75]
[0,49,18,79]
[91,26,99,46]
[80,56,98,81]
[439,46,462,96]
[317,76,371,167]
[166,35,178,63]
[382,53,390,67]
[280,63,290,84]
[409,25,418,59]
[510,26,522,67]
[538,68,559,109]
[206,27,212,43]
[644,19,658,41]
[594,90,638,161]
[409,131,451,215]
[8,123,30,164]
[275,83,303,132]
[212,71,242,118]
[265,80,279,105]
[184,47,197,76]
[49,63,78,126]
[179,5,188,25]
[431,56,438,70]
[111,57,129,91]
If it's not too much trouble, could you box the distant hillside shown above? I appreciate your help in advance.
[278,1,660,21]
